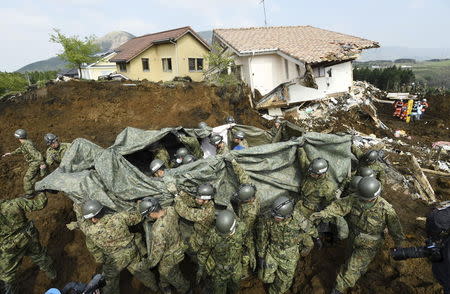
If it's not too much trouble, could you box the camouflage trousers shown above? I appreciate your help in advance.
[0,229,55,284]
[103,245,158,294]
[158,250,190,294]
[23,162,41,195]
[335,239,381,292]
[259,246,300,294]
[210,262,242,294]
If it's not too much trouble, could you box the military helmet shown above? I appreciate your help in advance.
[82,200,103,219]
[198,122,208,129]
[234,131,245,140]
[182,154,196,165]
[196,183,215,200]
[14,129,27,139]
[308,158,329,175]
[138,197,161,216]
[149,159,165,174]
[364,150,379,163]
[209,134,223,146]
[271,196,294,218]
[215,210,237,234]
[237,184,256,202]
[175,147,189,159]
[358,177,381,200]
[226,116,236,124]
[358,167,375,178]
[44,133,58,145]
[350,176,363,192]
[422,98,427,102]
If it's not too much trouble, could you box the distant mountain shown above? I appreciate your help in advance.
[360,46,450,62]
[16,31,135,73]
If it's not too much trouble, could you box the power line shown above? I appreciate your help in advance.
[260,0,268,26]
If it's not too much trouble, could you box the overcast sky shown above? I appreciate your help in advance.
[1,0,449,71]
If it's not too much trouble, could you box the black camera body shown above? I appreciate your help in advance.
[391,239,443,263]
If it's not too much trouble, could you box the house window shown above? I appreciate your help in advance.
[296,64,301,77]
[142,58,149,71]
[162,58,172,72]
[285,59,289,79]
[118,62,127,72]
[188,58,204,72]
[313,66,325,77]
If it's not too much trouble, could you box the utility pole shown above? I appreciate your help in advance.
[260,0,268,26]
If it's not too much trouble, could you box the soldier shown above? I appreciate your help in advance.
[138,197,190,294]
[149,142,171,168]
[234,184,260,277]
[225,116,236,124]
[310,177,405,294]
[210,134,229,155]
[2,129,45,196]
[232,131,248,151]
[172,147,190,168]
[257,196,318,294]
[352,148,386,184]
[0,192,56,294]
[174,183,215,256]
[198,210,247,294]
[269,117,289,143]
[182,154,196,165]
[357,167,375,178]
[44,133,71,168]
[171,129,204,160]
[149,159,178,206]
[78,200,158,294]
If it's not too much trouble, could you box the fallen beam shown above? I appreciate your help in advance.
[421,168,450,177]
[408,155,437,203]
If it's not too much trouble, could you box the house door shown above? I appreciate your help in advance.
[251,62,273,95]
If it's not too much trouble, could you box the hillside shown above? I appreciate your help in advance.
[16,31,135,73]
[360,46,450,62]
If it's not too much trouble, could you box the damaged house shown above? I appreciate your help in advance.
[212,26,379,115]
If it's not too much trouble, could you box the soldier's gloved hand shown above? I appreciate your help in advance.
[66,221,78,231]
[309,212,323,224]
[221,153,234,163]
[297,137,305,147]
[257,257,266,269]
[196,265,204,284]
[2,152,11,157]
[166,183,178,195]
[40,164,46,169]
[314,237,323,250]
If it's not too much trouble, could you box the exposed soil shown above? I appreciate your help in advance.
[0,81,448,294]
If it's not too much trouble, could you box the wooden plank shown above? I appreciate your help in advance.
[421,168,450,177]
[408,155,437,203]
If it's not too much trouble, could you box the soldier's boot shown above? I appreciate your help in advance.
[330,289,343,294]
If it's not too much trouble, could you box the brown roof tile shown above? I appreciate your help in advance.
[111,26,210,62]
[213,26,379,64]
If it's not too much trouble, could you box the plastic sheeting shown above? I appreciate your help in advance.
[36,125,353,211]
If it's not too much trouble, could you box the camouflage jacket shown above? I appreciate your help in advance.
[198,220,247,273]
[297,147,310,172]
[351,145,386,182]
[179,135,204,159]
[299,174,337,212]
[269,124,289,143]
[11,140,44,165]
[230,159,251,185]
[217,143,230,155]
[238,197,261,229]
[257,210,318,257]
[174,191,215,236]
[148,207,186,268]
[80,211,142,257]
[45,143,71,166]
[317,194,405,246]
[153,146,170,168]
[0,192,47,252]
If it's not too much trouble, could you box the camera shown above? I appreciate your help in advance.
[391,239,443,263]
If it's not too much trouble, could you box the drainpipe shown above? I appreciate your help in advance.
[248,51,255,93]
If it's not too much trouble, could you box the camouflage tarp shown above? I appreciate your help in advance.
[36,126,353,211]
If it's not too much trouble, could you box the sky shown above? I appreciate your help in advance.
[1,0,449,71]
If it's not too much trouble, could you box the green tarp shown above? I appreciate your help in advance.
[36,125,353,211]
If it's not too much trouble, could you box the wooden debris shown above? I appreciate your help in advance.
[408,155,437,203]
[421,168,450,177]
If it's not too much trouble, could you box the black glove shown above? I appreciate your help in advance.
[314,237,323,250]
[257,257,266,269]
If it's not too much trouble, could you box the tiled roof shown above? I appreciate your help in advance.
[213,26,379,64]
[110,26,210,62]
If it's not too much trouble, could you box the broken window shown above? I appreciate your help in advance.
[142,58,149,71]
[188,58,204,72]
[285,59,289,79]
[327,68,332,77]
[118,62,127,72]
[313,66,325,78]
[162,58,172,72]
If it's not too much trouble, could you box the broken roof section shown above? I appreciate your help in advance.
[110,26,211,62]
[214,25,379,64]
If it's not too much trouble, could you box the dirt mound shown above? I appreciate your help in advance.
[0,80,264,293]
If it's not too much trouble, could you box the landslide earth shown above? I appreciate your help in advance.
[0,80,446,293]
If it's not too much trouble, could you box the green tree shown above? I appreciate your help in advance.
[0,72,28,96]
[50,29,100,79]
[204,44,239,86]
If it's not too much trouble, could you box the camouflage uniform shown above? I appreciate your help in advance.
[238,197,260,276]
[269,124,289,143]
[153,146,171,168]
[230,159,251,185]
[45,142,71,167]
[352,145,386,184]
[148,207,190,293]
[10,139,44,195]
[179,135,204,160]
[217,143,230,155]
[198,220,247,294]
[313,194,405,292]
[174,191,215,255]
[0,193,55,285]
[78,211,158,294]
[257,210,318,294]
